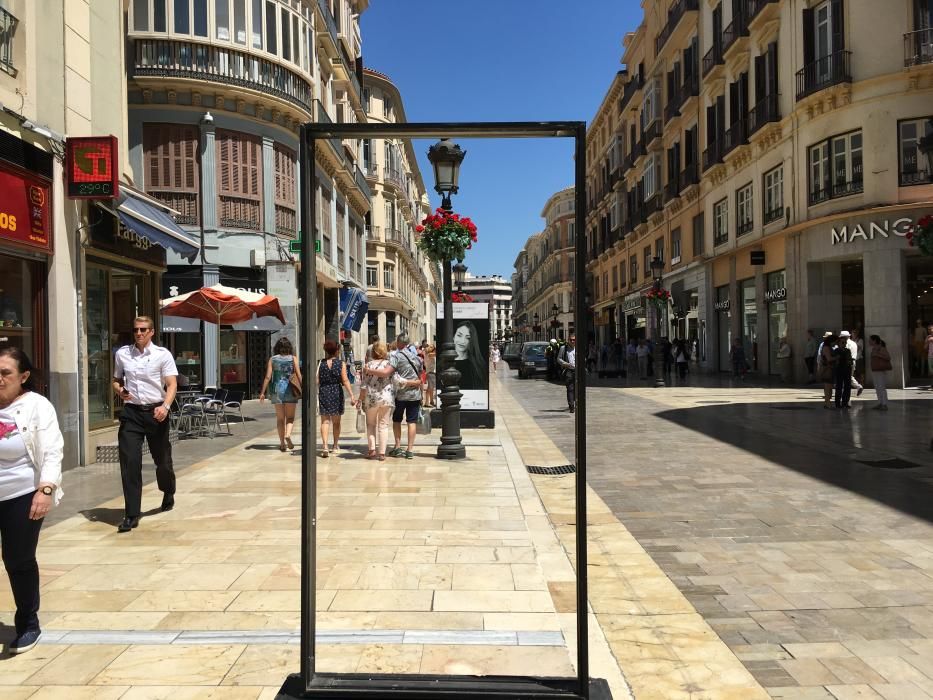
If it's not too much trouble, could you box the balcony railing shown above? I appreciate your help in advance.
[763,206,783,225]
[655,0,700,55]
[643,119,662,147]
[905,28,933,68]
[132,39,314,113]
[664,176,682,203]
[681,162,699,190]
[702,42,724,78]
[723,118,748,156]
[275,204,297,237]
[362,160,379,180]
[384,166,404,190]
[312,99,347,167]
[722,12,749,54]
[219,194,261,230]
[748,93,780,136]
[736,217,753,236]
[354,164,372,200]
[795,50,852,101]
[317,0,339,48]
[619,74,645,112]
[664,99,681,123]
[0,7,17,76]
[679,71,700,107]
[746,0,778,23]
[809,177,864,205]
[642,193,661,219]
[703,139,724,171]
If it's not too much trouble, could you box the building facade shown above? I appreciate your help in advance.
[360,68,439,346]
[511,248,529,342]
[123,0,372,426]
[585,0,933,386]
[459,273,513,343]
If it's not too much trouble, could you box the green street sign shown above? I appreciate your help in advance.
[288,239,322,254]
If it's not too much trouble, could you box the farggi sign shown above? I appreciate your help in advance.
[830,217,913,245]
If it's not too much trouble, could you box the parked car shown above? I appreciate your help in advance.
[502,343,523,370]
[517,342,549,379]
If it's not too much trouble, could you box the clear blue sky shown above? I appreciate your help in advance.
[361,1,641,278]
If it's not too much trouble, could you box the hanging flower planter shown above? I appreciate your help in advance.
[908,215,933,255]
[644,287,672,308]
[415,208,478,263]
[451,291,474,303]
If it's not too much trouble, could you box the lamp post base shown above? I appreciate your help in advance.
[437,443,467,460]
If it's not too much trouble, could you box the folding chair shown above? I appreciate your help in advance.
[223,390,245,427]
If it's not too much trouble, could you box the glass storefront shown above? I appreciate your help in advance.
[716,284,731,371]
[907,256,933,382]
[0,254,47,392]
[166,332,202,387]
[767,270,787,375]
[740,278,758,371]
[86,260,155,429]
[219,328,248,385]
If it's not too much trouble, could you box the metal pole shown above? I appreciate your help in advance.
[573,123,590,698]
[299,126,319,688]
[654,274,665,388]
[437,255,465,460]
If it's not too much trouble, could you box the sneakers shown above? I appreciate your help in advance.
[404,450,414,459]
[9,629,41,654]
[388,446,404,457]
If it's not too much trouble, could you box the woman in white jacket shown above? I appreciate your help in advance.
[0,346,64,654]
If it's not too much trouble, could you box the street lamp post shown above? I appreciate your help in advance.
[650,255,666,388]
[533,312,540,341]
[453,262,467,296]
[427,138,467,460]
[551,302,561,339]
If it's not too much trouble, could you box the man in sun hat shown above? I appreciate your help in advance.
[839,331,864,398]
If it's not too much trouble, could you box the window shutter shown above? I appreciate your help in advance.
[716,95,726,139]
[803,8,814,66]
[729,81,739,127]
[831,0,845,53]
[739,72,749,114]
[712,5,722,47]
[767,42,779,97]
[707,105,716,145]
[754,54,765,104]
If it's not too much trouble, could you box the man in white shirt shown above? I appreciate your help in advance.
[557,335,577,413]
[112,315,178,533]
[840,330,864,396]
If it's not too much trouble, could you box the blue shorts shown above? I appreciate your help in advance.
[392,400,420,424]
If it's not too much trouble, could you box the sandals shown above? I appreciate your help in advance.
[285,437,294,450]
[321,449,329,458]
[367,450,377,460]
[377,454,386,461]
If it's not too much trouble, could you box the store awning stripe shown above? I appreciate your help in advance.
[117,193,199,260]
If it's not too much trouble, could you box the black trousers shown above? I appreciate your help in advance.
[834,369,852,407]
[0,491,43,634]
[565,373,576,409]
[118,404,175,517]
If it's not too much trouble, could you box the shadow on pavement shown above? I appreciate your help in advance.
[79,506,162,526]
[654,399,933,524]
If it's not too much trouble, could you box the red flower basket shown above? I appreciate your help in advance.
[415,209,478,263]
[910,215,933,256]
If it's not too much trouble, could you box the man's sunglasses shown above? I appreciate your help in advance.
[133,328,152,333]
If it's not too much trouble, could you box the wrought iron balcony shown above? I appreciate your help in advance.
[664,99,681,123]
[655,0,700,55]
[643,119,662,148]
[748,93,780,136]
[664,176,682,203]
[680,162,699,190]
[722,12,749,55]
[796,50,852,101]
[723,117,748,156]
[703,139,724,171]
[905,28,933,67]
[746,0,778,23]
[702,42,724,78]
[317,0,339,50]
[131,38,314,113]
[0,7,17,76]
[642,193,661,219]
[619,74,645,113]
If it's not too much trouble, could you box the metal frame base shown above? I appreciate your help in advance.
[277,673,612,699]
[430,409,495,428]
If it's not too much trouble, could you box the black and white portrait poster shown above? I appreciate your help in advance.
[436,302,489,409]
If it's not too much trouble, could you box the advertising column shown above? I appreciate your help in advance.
[436,302,490,410]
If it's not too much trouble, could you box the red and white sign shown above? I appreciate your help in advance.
[0,166,52,253]
[66,135,119,199]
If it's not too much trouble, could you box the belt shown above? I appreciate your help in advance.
[127,402,163,412]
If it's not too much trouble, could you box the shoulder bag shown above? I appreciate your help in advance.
[289,356,302,398]
[871,350,892,372]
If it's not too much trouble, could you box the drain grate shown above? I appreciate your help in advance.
[856,458,923,470]
[526,464,577,475]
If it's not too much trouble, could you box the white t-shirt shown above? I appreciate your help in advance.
[113,342,178,405]
[0,407,36,501]
[491,349,501,362]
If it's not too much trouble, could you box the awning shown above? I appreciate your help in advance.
[162,315,201,333]
[116,191,199,261]
[233,315,284,331]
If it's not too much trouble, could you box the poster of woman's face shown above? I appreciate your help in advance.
[436,303,490,409]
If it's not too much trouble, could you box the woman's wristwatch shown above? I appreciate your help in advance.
[39,485,55,496]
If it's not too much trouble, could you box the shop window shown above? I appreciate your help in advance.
[219,329,247,385]
[143,123,200,225]
[741,278,758,371]
[808,129,863,204]
[767,270,787,375]
[0,255,45,394]
[714,197,729,246]
[763,165,783,224]
[273,143,296,237]
[216,129,262,230]
[736,182,753,236]
[898,117,933,186]
[671,227,682,264]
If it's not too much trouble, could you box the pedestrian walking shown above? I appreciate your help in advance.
[817,332,836,408]
[730,338,747,378]
[424,344,437,408]
[636,339,649,379]
[869,335,892,410]
[804,329,818,383]
[852,329,866,386]
[389,333,424,459]
[557,334,577,413]
[661,337,673,378]
[673,339,689,380]
[0,346,64,654]
[356,341,395,460]
[112,316,177,533]
[777,337,792,383]
[586,341,598,374]
[627,339,638,378]
[490,345,500,371]
[259,337,302,452]
[834,334,854,409]
[315,339,355,457]
[839,331,864,397]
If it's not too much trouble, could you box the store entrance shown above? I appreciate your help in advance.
[906,256,933,383]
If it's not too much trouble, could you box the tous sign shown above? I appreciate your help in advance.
[830,218,913,245]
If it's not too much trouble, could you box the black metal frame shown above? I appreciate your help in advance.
[289,121,606,699]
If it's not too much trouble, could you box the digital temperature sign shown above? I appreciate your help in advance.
[66,136,119,199]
